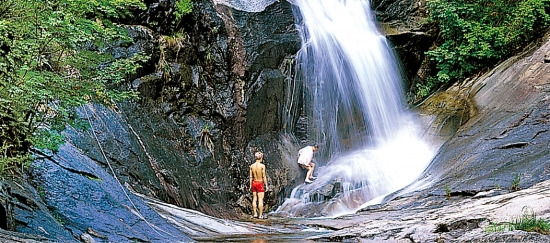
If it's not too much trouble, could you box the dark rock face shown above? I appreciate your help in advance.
[103,0,300,219]
[67,104,207,212]
[386,27,438,97]
[372,0,438,100]
[134,0,177,34]
[144,0,300,216]
[232,3,301,83]
[372,0,428,22]
[245,69,286,140]
[41,0,298,220]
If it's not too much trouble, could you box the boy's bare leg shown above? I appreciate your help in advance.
[258,192,265,218]
[305,165,314,182]
[309,163,315,178]
[252,192,258,217]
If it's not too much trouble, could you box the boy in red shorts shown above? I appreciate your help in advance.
[249,151,268,219]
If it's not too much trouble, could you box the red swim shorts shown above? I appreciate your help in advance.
[251,180,265,193]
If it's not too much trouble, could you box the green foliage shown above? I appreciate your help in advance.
[487,206,550,234]
[511,173,521,191]
[422,0,550,97]
[444,185,451,197]
[37,185,45,200]
[32,130,65,152]
[85,174,103,183]
[0,0,148,176]
[53,210,65,225]
[0,153,32,176]
[174,0,193,22]
[201,122,211,133]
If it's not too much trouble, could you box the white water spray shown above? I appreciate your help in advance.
[277,0,436,217]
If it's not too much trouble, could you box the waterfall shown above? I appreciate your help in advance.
[277,0,436,217]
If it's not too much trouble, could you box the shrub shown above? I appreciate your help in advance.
[511,173,521,191]
[421,0,550,97]
[175,0,193,22]
[0,0,148,176]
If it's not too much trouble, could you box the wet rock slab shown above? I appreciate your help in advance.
[142,195,294,239]
[293,179,550,242]
[21,142,192,242]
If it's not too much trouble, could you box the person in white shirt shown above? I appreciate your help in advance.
[297,144,318,183]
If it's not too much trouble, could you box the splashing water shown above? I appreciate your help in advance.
[277,0,436,217]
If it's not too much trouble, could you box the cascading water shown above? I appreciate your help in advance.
[277,0,436,217]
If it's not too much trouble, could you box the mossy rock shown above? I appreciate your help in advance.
[418,87,477,139]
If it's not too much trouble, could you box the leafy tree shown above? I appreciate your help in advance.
[0,0,148,175]
[420,0,550,97]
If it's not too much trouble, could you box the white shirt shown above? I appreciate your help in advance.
[297,146,314,166]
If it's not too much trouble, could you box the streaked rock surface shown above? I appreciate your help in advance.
[290,179,550,242]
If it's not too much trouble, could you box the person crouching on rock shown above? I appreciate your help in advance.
[297,144,318,183]
[249,151,268,219]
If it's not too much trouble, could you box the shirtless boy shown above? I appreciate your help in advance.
[249,151,268,219]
